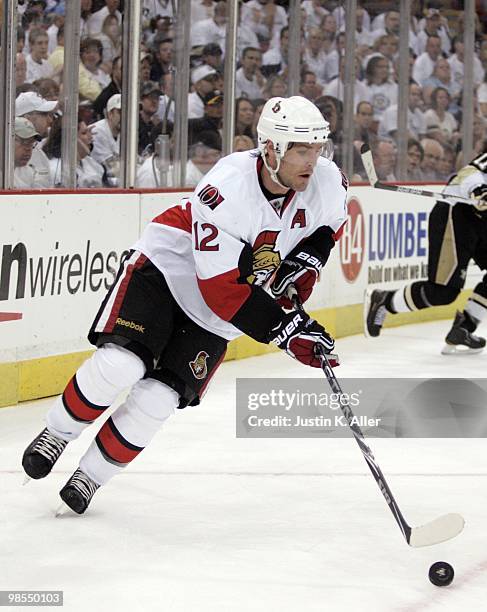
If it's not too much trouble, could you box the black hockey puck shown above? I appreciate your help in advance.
[429,561,454,586]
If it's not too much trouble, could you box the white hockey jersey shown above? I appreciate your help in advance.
[442,152,487,211]
[134,151,348,340]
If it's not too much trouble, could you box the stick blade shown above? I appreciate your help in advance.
[360,144,378,186]
[408,513,465,547]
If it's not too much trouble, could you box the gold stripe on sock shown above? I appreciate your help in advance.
[435,206,458,285]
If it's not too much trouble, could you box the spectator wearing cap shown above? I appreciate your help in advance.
[191,1,227,50]
[139,81,164,155]
[93,56,122,118]
[150,37,174,82]
[87,0,122,37]
[26,28,55,83]
[16,91,57,145]
[188,65,218,119]
[200,43,223,71]
[236,47,266,101]
[415,8,451,56]
[191,0,215,22]
[91,93,121,171]
[188,90,223,150]
[14,117,51,188]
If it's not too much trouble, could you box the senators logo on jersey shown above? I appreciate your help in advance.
[246,230,281,286]
[198,184,225,210]
[189,351,209,379]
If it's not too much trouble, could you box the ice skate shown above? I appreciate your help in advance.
[364,289,390,338]
[442,311,486,355]
[22,428,68,480]
[57,469,100,515]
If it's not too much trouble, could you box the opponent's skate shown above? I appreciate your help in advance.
[22,428,68,480]
[442,311,486,355]
[57,469,100,515]
[364,289,390,338]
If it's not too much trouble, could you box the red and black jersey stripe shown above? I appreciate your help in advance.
[62,375,109,424]
[95,417,144,466]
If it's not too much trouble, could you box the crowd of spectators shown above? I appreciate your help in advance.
[12,0,487,189]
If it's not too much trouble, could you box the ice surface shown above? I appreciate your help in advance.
[1,320,486,611]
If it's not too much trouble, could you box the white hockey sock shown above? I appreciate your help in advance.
[46,344,146,441]
[79,379,179,485]
[465,299,487,324]
[391,288,411,313]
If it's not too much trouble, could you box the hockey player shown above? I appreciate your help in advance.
[22,96,348,514]
[365,149,487,354]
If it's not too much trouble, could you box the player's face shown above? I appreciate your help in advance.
[278,143,323,191]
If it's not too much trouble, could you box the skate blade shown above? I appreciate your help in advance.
[54,502,72,517]
[22,475,31,486]
[441,344,484,355]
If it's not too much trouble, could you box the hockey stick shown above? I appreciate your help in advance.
[360,143,476,206]
[290,289,464,547]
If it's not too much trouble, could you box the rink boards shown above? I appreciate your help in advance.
[0,185,476,407]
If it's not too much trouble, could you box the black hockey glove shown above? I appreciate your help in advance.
[267,310,339,368]
[270,251,323,310]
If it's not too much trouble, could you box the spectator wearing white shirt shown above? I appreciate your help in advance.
[300,71,323,103]
[241,0,288,49]
[365,55,398,122]
[91,93,121,172]
[424,87,458,145]
[45,117,105,188]
[80,0,93,38]
[14,117,49,188]
[324,55,371,108]
[191,0,215,22]
[236,47,266,100]
[412,35,442,86]
[262,25,288,77]
[302,28,328,85]
[26,28,55,83]
[448,37,485,90]
[421,57,461,108]
[415,8,451,56]
[16,91,57,184]
[188,65,218,119]
[191,1,227,50]
[87,0,122,36]
[378,83,426,140]
[302,0,329,29]
[143,0,173,20]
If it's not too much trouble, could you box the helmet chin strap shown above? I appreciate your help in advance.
[262,149,290,191]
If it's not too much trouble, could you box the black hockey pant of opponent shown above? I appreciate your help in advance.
[365,202,487,351]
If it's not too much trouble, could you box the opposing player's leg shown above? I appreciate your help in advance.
[365,202,481,352]
[59,316,228,514]
[22,252,174,480]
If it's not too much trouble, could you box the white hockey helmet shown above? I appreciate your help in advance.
[257,96,332,188]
